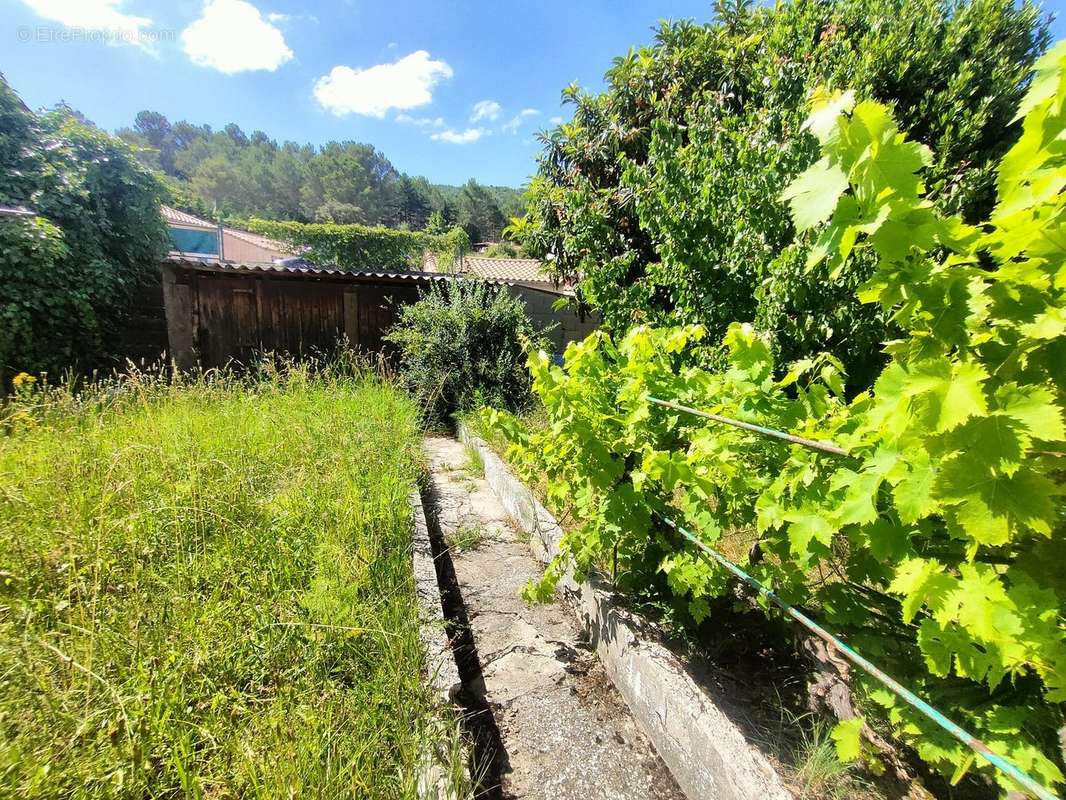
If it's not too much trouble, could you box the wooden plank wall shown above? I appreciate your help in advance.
[114,270,170,367]
[164,266,422,369]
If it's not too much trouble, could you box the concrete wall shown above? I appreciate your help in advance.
[508,285,599,352]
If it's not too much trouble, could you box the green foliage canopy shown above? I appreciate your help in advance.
[117,111,522,238]
[516,0,1049,390]
[0,82,168,378]
[243,218,470,272]
[488,44,1066,795]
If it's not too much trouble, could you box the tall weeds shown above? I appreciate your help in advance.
[0,362,458,798]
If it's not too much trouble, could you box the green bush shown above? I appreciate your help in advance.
[517,0,1049,391]
[385,280,537,426]
[479,241,524,258]
[0,81,169,379]
[244,218,469,272]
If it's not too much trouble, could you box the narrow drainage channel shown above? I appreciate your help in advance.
[420,482,507,800]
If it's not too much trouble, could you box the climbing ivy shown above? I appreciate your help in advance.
[486,42,1066,795]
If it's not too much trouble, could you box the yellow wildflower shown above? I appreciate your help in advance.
[11,372,36,390]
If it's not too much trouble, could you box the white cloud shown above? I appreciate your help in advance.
[470,100,501,123]
[267,11,318,24]
[550,115,564,125]
[314,51,453,117]
[20,0,154,48]
[432,128,485,144]
[182,0,293,74]
[502,108,539,133]
[396,113,445,128]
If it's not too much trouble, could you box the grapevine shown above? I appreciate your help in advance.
[486,41,1066,794]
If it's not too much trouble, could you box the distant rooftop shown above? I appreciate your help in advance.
[161,205,292,260]
[161,205,214,229]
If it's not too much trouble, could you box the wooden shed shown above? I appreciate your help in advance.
[162,258,453,370]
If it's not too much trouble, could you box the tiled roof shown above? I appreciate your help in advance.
[463,257,553,285]
[223,226,293,254]
[162,204,214,228]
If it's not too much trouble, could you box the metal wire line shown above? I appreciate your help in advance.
[645,395,1059,800]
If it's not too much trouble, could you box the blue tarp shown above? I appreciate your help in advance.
[169,226,218,255]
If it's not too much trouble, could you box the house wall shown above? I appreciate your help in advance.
[221,233,288,264]
[508,286,600,352]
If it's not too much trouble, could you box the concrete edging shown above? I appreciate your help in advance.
[411,488,463,701]
[457,428,794,800]
[410,488,466,800]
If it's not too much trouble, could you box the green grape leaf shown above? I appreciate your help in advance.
[889,557,955,622]
[780,156,850,232]
[836,469,882,526]
[785,509,835,560]
[802,87,855,141]
[997,383,1066,442]
[939,457,1058,543]
[831,718,865,762]
[1013,38,1066,121]
[952,564,1023,644]
[892,449,938,523]
[906,359,989,434]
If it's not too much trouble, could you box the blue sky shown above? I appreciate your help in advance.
[5,1,1065,187]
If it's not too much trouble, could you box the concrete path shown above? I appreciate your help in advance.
[422,436,684,800]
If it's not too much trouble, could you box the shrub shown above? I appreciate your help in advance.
[479,241,524,258]
[0,82,169,380]
[517,0,1049,390]
[385,280,537,426]
[244,218,470,272]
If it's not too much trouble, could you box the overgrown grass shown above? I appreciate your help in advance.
[0,366,462,798]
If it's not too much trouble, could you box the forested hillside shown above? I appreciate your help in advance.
[116,111,524,241]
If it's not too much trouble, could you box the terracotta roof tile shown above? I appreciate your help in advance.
[463,257,553,285]
[161,204,214,228]
[223,226,292,254]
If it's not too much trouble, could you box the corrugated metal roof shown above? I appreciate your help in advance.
[165,256,575,295]
[166,256,463,282]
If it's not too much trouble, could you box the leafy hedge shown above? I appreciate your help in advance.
[516,0,1049,391]
[488,45,1066,796]
[0,81,169,380]
[243,218,469,272]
